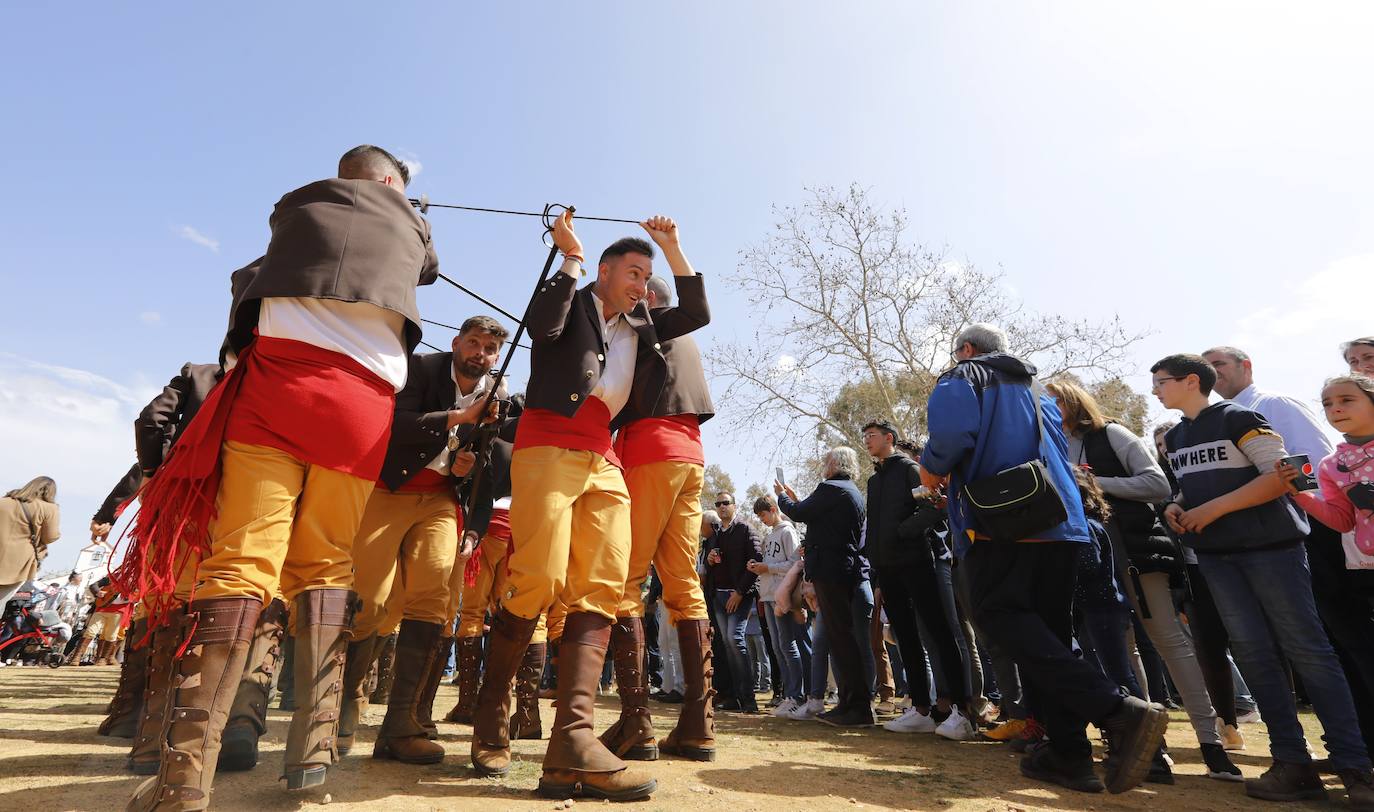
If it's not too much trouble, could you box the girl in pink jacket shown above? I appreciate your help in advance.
[1279,374,1374,555]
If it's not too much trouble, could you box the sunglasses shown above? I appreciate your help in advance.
[714,501,733,507]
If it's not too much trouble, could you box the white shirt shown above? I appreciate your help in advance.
[425,368,507,476]
[588,288,639,417]
[1231,384,1335,463]
[258,297,409,392]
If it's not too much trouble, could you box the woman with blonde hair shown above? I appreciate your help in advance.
[0,476,61,609]
[1046,380,1241,782]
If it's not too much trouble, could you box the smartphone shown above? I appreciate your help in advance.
[775,467,786,487]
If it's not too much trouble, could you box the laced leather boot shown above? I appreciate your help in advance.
[368,632,398,705]
[125,597,261,811]
[658,618,716,762]
[509,641,546,740]
[537,612,656,801]
[219,597,287,771]
[598,616,657,760]
[282,590,356,791]
[443,635,483,724]
[100,618,149,738]
[372,619,446,763]
[336,633,381,756]
[415,634,451,739]
[470,609,539,776]
[128,612,187,775]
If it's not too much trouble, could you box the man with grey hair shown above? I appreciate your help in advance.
[776,446,875,726]
[920,324,1169,794]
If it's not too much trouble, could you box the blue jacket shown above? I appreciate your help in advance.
[919,352,1089,557]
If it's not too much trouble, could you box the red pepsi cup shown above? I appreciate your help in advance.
[1282,454,1319,492]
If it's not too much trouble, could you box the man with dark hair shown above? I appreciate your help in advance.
[338,144,411,187]
[1153,353,1374,806]
[597,261,716,763]
[337,315,509,766]
[862,420,971,739]
[703,493,762,714]
[468,211,707,802]
[921,327,1167,794]
[123,146,440,807]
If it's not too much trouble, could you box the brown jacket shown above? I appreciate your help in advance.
[0,497,60,585]
[611,331,714,431]
[93,463,141,526]
[135,363,224,474]
[219,256,263,368]
[524,273,709,419]
[225,179,440,356]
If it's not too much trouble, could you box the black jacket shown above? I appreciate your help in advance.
[778,476,868,585]
[523,273,709,418]
[864,454,943,570]
[705,521,761,596]
[135,363,224,474]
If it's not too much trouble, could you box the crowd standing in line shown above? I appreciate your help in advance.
[6,144,1374,810]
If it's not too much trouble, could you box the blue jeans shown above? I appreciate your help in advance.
[762,601,808,701]
[1076,605,1144,699]
[1198,543,1372,770]
[713,589,757,710]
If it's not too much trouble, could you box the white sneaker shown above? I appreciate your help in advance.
[1216,718,1245,751]
[1235,709,1262,725]
[772,698,799,718]
[935,707,976,741]
[786,698,824,720]
[883,707,937,734]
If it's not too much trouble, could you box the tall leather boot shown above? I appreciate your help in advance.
[95,639,116,666]
[219,597,287,771]
[66,634,93,665]
[276,633,295,711]
[470,609,539,776]
[659,618,715,762]
[125,597,261,812]
[373,619,446,763]
[100,618,149,737]
[336,634,381,756]
[369,632,398,705]
[443,635,483,724]
[509,642,546,740]
[128,612,186,775]
[283,589,356,791]
[598,617,658,760]
[537,612,656,801]
[416,634,451,739]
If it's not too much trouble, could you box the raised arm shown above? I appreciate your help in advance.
[525,210,586,342]
[642,216,709,341]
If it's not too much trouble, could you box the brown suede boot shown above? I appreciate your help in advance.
[99,618,149,738]
[219,597,287,771]
[443,635,483,724]
[368,632,397,705]
[537,612,656,801]
[509,641,546,740]
[336,633,381,756]
[128,612,186,775]
[373,619,446,764]
[415,634,451,739]
[659,618,715,762]
[598,617,657,760]
[66,634,93,665]
[283,590,356,791]
[94,639,115,666]
[125,597,262,812]
[470,609,539,776]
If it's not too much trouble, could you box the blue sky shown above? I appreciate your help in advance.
[4,2,1373,575]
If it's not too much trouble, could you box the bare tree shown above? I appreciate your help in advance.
[710,184,1149,466]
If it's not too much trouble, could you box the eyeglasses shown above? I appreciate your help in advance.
[1150,376,1186,391]
[714,501,733,507]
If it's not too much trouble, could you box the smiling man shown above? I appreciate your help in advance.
[467,211,709,802]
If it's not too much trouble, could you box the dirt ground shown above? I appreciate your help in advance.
[0,665,1346,812]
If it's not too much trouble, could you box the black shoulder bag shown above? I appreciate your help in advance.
[961,377,1069,542]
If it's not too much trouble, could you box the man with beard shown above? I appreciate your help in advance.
[338,315,509,765]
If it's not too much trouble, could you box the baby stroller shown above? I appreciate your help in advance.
[0,585,66,667]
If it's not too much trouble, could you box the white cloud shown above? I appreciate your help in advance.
[138,311,161,325]
[398,151,423,179]
[177,225,220,253]
[0,353,160,576]
[775,353,797,373]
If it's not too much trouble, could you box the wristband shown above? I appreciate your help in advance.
[562,253,584,264]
